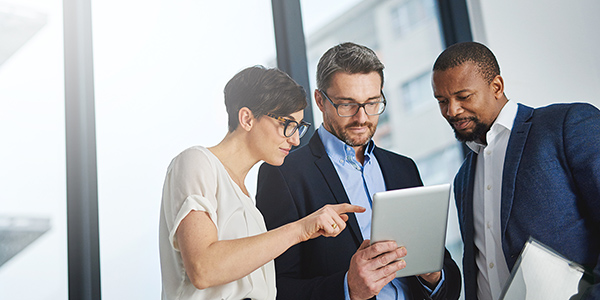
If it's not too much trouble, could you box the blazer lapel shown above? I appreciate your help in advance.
[501,104,533,262]
[375,148,404,190]
[308,131,364,243]
[460,152,477,248]
[456,150,479,299]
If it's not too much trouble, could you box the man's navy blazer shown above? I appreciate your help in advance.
[454,103,600,299]
[256,130,461,300]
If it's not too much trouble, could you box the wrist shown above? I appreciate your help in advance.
[282,220,306,245]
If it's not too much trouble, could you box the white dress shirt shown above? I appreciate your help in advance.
[466,100,518,300]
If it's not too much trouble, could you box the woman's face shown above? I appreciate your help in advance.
[251,110,305,166]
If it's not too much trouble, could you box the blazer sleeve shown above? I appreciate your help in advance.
[406,249,461,300]
[563,103,600,298]
[256,162,347,300]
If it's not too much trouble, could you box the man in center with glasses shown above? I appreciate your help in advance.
[256,42,460,300]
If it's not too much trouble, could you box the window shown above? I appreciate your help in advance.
[0,1,68,298]
[401,71,434,113]
[390,0,437,38]
[91,0,277,297]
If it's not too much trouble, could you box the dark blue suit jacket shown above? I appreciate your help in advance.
[256,130,461,300]
[454,103,600,299]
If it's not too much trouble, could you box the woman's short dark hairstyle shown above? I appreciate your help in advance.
[224,66,307,132]
[433,41,500,84]
[316,42,385,91]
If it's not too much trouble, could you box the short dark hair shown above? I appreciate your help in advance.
[224,66,307,132]
[433,42,500,83]
[316,42,384,91]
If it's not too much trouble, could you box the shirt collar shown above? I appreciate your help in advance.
[466,100,518,153]
[318,124,375,165]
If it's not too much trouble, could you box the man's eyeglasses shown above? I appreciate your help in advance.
[267,113,311,138]
[319,89,386,117]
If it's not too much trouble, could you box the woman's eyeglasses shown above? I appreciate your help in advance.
[267,113,311,138]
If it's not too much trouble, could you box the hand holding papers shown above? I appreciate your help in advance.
[500,237,593,300]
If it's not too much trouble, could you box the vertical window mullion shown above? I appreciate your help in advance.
[63,0,101,298]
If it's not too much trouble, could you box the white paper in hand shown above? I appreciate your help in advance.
[500,237,592,300]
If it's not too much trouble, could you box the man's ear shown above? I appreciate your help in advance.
[491,75,505,99]
[238,107,254,132]
[314,89,326,113]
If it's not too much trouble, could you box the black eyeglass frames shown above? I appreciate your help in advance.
[267,113,311,138]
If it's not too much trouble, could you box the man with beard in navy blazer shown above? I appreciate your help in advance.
[256,42,461,300]
[431,41,600,300]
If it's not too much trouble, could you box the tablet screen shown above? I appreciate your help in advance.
[370,183,451,277]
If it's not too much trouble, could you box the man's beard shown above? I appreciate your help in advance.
[332,121,377,147]
[448,116,489,142]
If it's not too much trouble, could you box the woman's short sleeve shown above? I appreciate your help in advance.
[161,147,220,250]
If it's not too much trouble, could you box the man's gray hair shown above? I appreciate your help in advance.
[316,42,384,91]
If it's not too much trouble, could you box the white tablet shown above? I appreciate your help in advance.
[370,183,451,278]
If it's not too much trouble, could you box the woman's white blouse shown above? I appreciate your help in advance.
[159,146,276,300]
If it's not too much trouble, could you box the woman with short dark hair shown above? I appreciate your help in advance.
[159,66,365,300]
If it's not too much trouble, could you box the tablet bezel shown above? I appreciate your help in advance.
[370,183,451,278]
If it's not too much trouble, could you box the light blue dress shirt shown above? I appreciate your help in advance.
[318,125,444,299]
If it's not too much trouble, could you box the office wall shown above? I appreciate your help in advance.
[468,0,600,109]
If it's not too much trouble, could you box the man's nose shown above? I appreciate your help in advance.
[446,100,463,117]
[353,105,370,122]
